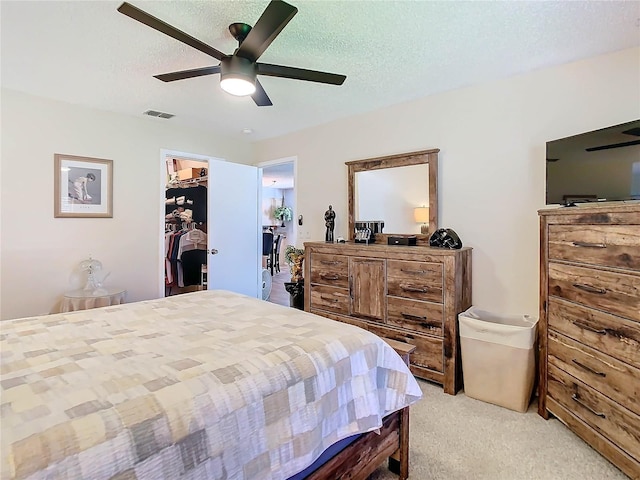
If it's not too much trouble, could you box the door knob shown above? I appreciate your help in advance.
[210,248,219,255]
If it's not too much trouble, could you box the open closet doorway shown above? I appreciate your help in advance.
[258,157,297,305]
[164,156,209,297]
[160,150,261,299]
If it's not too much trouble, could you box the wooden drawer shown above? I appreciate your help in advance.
[387,260,443,303]
[548,224,640,271]
[548,263,640,321]
[310,284,350,315]
[368,324,443,373]
[548,331,640,416]
[310,253,349,288]
[387,296,443,337]
[548,298,640,368]
[546,398,640,479]
[548,364,640,463]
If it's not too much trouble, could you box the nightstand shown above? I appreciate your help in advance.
[61,287,126,312]
[383,337,417,367]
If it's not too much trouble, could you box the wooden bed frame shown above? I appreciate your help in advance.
[307,406,410,480]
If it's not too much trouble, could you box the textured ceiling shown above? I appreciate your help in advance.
[2,1,639,142]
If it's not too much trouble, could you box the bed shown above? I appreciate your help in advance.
[1,290,422,480]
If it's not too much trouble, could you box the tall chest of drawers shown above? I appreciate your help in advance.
[303,242,472,394]
[538,205,640,478]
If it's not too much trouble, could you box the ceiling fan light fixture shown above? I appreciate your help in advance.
[220,77,256,96]
[220,56,256,97]
[118,0,346,106]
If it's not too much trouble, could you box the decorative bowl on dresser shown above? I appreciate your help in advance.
[538,203,640,478]
[303,241,472,394]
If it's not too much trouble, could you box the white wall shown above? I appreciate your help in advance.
[280,188,296,256]
[0,89,251,320]
[252,47,640,316]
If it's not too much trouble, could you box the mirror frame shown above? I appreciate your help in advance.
[346,149,439,244]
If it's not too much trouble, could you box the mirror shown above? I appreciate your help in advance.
[347,149,438,244]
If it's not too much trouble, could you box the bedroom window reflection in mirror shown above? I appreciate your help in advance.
[347,149,439,243]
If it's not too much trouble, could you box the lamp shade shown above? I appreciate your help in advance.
[414,207,429,223]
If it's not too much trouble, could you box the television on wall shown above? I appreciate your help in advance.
[546,119,640,206]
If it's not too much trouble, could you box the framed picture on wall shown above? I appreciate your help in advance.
[54,154,113,218]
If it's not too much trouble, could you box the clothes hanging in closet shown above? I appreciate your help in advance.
[164,228,208,288]
[165,230,185,287]
[178,229,207,287]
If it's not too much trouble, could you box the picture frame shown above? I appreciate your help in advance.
[54,154,113,218]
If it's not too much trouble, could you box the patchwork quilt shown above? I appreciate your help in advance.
[1,290,422,480]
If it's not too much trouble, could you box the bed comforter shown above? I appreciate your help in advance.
[1,290,422,480]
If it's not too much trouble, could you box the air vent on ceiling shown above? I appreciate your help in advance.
[143,110,174,119]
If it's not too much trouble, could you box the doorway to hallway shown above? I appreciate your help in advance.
[259,158,297,301]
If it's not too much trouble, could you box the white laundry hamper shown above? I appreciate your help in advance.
[459,307,538,413]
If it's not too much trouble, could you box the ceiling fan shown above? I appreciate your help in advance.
[117,0,347,106]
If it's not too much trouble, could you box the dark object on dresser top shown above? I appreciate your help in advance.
[429,228,463,249]
[388,235,417,246]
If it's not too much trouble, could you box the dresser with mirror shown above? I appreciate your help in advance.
[304,149,472,394]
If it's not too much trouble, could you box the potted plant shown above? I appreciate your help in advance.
[273,205,292,227]
[283,245,304,309]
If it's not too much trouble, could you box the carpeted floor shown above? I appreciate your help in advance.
[371,380,627,480]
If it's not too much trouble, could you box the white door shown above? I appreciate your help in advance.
[207,159,260,297]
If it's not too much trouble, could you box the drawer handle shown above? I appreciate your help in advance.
[320,295,339,303]
[320,261,340,265]
[572,283,606,295]
[571,394,606,419]
[571,359,606,377]
[401,313,427,321]
[572,241,607,249]
[400,285,428,293]
[320,274,340,280]
[400,269,427,275]
[573,321,607,335]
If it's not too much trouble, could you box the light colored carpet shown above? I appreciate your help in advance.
[371,380,627,480]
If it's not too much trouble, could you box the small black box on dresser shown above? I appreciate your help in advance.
[388,235,417,246]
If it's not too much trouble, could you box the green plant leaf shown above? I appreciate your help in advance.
[274,206,293,221]
[283,245,304,265]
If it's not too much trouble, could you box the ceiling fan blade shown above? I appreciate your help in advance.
[117,2,225,61]
[257,63,346,85]
[154,66,222,82]
[236,0,298,62]
[252,79,273,107]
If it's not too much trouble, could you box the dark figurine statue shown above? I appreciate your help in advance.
[324,205,335,242]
